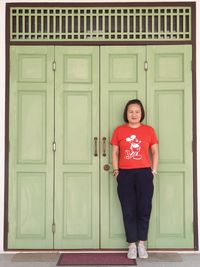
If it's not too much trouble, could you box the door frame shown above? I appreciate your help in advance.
[4,1,197,250]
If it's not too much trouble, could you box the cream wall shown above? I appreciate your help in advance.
[0,0,5,254]
[0,0,199,252]
[196,0,200,253]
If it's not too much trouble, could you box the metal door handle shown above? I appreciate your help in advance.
[102,137,106,157]
[94,137,98,156]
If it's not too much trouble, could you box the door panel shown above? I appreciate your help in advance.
[100,46,146,248]
[54,47,99,248]
[147,45,193,248]
[8,46,54,248]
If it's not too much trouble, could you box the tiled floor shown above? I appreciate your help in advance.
[0,252,200,267]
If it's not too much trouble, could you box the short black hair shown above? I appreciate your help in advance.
[123,99,145,123]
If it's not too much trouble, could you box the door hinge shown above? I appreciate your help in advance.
[52,141,56,152]
[52,61,56,71]
[144,61,148,71]
[52,223,56,233]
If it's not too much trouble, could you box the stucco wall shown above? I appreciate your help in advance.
[0,0,199,252]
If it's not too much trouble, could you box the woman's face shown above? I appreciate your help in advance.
[127,103,142,124]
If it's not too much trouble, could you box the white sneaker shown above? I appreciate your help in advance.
[138,243,148,259]
[127,243,137,259]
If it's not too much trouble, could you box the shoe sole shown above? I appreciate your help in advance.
[138,255,148,259]
[127,256,137,259]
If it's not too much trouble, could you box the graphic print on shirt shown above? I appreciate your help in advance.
[125,134,142,160]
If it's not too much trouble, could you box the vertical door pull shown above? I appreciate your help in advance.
[102,137,106,157]
[94,137,98,156]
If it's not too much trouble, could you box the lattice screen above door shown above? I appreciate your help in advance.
[10,6,192,42]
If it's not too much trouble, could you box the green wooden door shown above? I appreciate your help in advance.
[100,45,193,249]
[147,45,193,248]
[8,45,193,249]
[100,46,146,248]
[54,46,100,248]
[8,46,54,248]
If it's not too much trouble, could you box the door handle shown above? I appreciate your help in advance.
[102,137,106,157]
[94,137,98,157]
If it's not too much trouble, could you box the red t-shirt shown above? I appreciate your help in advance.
[110,124,158,169]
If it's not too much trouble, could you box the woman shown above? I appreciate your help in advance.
[110,99,158,259]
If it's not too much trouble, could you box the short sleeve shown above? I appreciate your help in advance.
[110,127,119,146]
[149,127,158,147]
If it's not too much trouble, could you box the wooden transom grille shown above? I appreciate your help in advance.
[10,6,192,42]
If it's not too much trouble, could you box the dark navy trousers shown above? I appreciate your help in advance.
[117,168,154,243]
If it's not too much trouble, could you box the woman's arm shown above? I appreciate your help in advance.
[112,145,119,176]
[151,143,159,175]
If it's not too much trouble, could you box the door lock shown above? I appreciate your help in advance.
[103,164,110,171]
